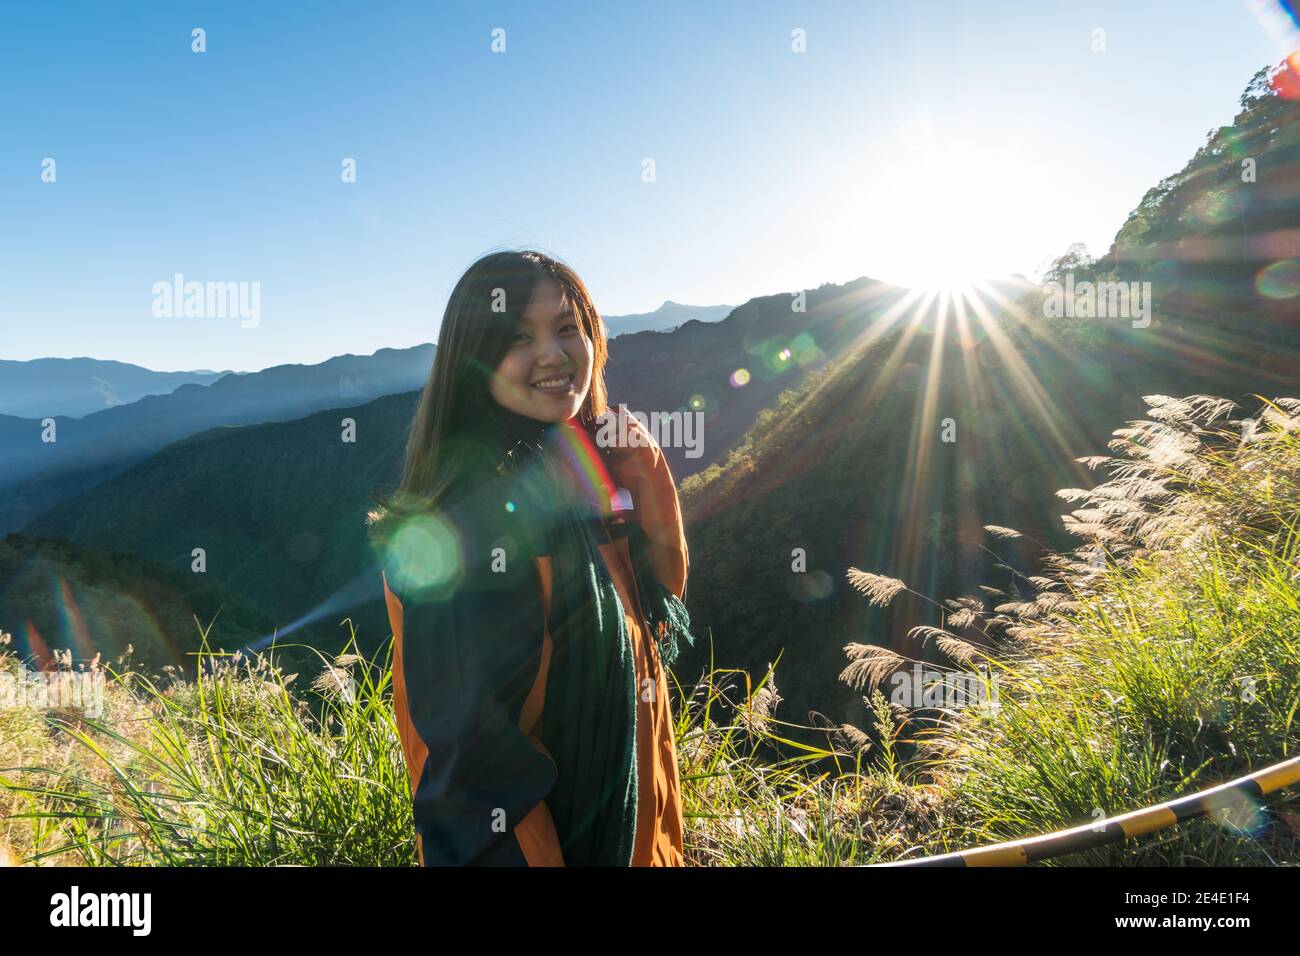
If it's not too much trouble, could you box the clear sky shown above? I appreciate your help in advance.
[1,1,1294,372]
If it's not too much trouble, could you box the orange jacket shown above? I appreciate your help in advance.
[382,415,690,865]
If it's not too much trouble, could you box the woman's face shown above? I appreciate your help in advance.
[488,276,593,423]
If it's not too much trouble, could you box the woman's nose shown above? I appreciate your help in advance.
[536,335,568,363]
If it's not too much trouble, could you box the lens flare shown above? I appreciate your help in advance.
[787,569,833,601]
[1190,189,1243,224]
[1274,50,1300,99]
[761,340,793,372]
[20,620,52,669]
[790,332,821,365]
[1256,259,1300,298]
[730,368,750,387]
[1206,791,1270,838]
[384,513,463,599]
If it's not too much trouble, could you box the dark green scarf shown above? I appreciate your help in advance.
[481,403,695,866]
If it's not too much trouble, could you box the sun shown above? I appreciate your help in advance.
[872,170,1023,293]
[884,243,988,295]
[853,122,1043,294]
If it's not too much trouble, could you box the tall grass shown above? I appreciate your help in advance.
[838,394,1300,864]
[0,624,414,865]
[0,622,907,866]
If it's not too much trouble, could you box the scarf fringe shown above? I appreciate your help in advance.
[626,521,696,670]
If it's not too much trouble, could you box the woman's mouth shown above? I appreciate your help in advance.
[531,373,575,395]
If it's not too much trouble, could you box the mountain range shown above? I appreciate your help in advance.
[0,346,437,534]
[0,358,233,419]
[600,299,734,337]
[0,301,737,535]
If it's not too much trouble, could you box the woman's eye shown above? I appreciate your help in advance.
[512,324,577,343]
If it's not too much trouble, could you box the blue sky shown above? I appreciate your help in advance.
[1,1,1294,372]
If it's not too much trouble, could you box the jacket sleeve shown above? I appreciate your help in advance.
[383,477,560,866]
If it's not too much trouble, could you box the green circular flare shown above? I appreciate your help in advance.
[385,513,462,598]
[790,332,822,365]
[1256,260,1300,299]
[760,339,794,373]
[1190,189,1240,224]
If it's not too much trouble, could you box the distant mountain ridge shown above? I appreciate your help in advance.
[0,280,891,536]
[0,298,738,533]
[0,345,436,534]
[0,357,234,419]
[601,299,734,337]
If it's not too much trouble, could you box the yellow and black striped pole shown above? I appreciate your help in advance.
[878,755,1300,866]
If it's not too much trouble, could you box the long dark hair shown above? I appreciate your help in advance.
[368,249,611,546]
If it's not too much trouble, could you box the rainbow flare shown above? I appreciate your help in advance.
[553,417,618,514]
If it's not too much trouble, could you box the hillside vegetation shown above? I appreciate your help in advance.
[0,534,278,678]
[2,393,1296,865]
[675,61,1300,751]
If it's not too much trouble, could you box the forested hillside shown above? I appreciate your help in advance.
[675,63,1300,751]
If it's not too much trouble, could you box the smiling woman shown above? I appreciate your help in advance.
[367,249,695,867]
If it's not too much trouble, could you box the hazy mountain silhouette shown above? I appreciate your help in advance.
[601,299,733,337]
[19,285,919,661]
[0,345,436,534]
[10,290,888,661]
[0,357,235,419]
[3,271,1141,683]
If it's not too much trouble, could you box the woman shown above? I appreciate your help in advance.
[368,249,695,866]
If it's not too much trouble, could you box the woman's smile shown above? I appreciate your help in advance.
[531,372,576,395]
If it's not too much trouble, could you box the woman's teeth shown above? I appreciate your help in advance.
[533,374,572,389]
